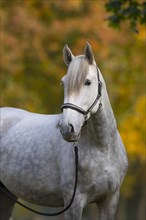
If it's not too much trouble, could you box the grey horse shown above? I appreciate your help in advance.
[0,43,128,220]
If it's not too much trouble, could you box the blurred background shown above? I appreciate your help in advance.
[0,0,145,220]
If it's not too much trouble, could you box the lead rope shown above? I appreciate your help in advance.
[0,143,78,216]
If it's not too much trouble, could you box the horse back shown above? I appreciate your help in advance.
[1,107,31,134]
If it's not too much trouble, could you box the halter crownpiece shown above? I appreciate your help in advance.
[61,68,102,120]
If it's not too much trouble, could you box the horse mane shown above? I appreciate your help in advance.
[66,55,89,94]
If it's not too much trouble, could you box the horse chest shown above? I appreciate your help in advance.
[78,156,119,202]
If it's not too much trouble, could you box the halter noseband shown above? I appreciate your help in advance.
[61,68,102,121]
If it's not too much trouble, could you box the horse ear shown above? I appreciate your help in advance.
[84,42,95,65]
[63,44,74,66]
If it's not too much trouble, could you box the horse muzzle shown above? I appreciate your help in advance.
[59,122,80,142]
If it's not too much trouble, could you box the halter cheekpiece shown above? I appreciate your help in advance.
[61,68,102,120]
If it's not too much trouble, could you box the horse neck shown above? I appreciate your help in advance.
[82,73,117,151]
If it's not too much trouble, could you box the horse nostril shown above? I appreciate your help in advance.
[69,124,74,133]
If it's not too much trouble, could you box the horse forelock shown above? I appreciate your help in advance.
[66,55,89,94]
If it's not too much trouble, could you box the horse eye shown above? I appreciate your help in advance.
[84,79,91,86]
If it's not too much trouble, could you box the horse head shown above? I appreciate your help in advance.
[60,43,102,142]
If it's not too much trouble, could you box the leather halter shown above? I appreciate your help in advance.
[61,68,102,120]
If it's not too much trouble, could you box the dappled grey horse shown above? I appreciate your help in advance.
[0,43,128,220]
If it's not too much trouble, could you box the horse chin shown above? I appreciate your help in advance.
[64,138,77,143]
[62,133,80,143]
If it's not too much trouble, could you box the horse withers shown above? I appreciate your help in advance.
[0,43,128,220]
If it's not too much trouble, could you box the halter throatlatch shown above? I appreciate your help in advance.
[61,68,102,120]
